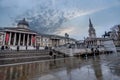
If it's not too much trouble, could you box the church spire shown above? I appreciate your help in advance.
[88,18,96,38]
[89,18,93,28]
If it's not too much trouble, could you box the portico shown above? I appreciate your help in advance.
[2,18,37,50]
[4,32,36,46]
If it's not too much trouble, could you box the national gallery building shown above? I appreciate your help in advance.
[0,18,76,50]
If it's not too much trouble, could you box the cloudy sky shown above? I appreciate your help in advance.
[0,0,120,40]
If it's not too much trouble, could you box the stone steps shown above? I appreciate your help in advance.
[0,50,50,54]
[0,56,50,65]
[0,55,50,60]
[0,54,49,58]
[0,50,66,65]
[0,52,49,58]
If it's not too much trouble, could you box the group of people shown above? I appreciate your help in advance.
[1,45,55,51]
[91,48,99,53]
[0,45,40,51]
[0,45,27,51]
[1,45,11,50]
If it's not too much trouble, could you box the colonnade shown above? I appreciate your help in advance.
[4,32,36,46]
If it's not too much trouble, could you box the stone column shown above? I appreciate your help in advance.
[13,33,16,46]
[31,35,33,46]
[3,32,6,45]
[34,36,36,46]
[8,32,12,45]
[27,34,29,46]
[18,33,21,46]
[23,34,25,46]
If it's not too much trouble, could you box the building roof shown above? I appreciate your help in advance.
[36,32,77,41]
[2,27,37,34]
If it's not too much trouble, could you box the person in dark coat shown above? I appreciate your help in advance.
[26,45,27,50]
[49,51,53,56]
[17,46,19,51]
[91,48,94,52]
[1,46,4,50]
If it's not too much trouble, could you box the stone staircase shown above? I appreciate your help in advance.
[0,50,66,65]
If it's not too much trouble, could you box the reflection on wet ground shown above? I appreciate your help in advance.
[0,53,120,80]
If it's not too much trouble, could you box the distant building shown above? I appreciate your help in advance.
[84,18,111,48]
[0,18,76,50]
[36,34,75,48]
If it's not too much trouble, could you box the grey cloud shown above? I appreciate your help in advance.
[0,0,120,39]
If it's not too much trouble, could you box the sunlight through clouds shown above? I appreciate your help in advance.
[63,2,120,20]
[56,27,76,35]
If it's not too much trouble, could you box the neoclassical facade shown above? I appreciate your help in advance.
[0,18,37,50]
[36,34,76,48]
[85,18,108,48]
[0,18,76,50]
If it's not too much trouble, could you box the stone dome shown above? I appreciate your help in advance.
[17,18,29,27]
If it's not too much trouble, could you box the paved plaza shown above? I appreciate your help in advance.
[0,53,120,80]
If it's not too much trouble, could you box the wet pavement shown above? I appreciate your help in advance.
[0,53,120,80]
